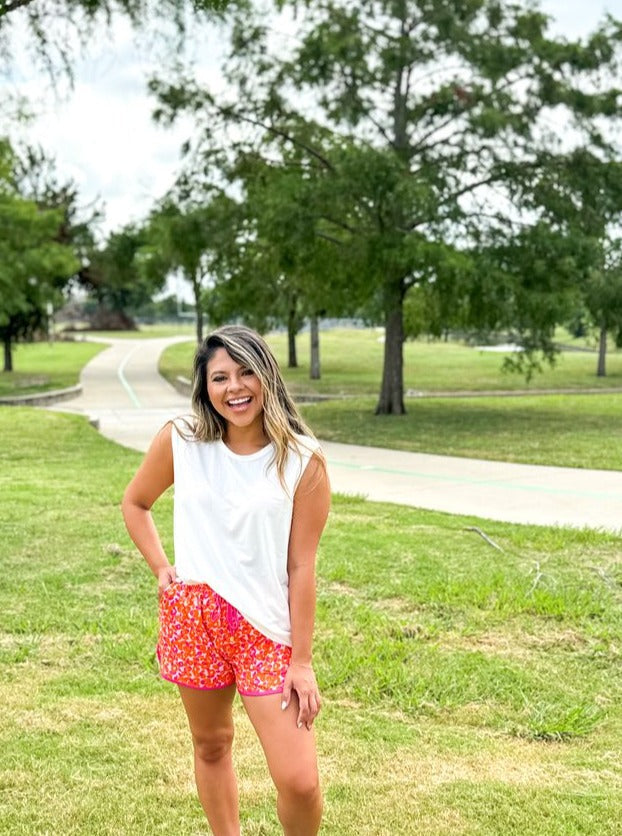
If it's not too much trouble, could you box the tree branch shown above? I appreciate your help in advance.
[319,214,357,234]
[316,230,345,246]
[0,0,35,16]
[212,101,335,172]
[408,113,462,155]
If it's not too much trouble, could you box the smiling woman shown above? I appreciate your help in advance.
[206,348,265,440]
[121,323,331,835]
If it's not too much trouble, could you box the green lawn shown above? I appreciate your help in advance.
[0,340,106,397]
[300,393,622,470]
[1,408,621,834]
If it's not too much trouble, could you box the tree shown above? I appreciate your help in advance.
[191,148,355,372]
[585,243,622,377]
[0,140,85,371]
[143,192,238,342]
[81,224,162,329]
[0,143,79,371]
[151,1,622,414]
[517,149,622,376]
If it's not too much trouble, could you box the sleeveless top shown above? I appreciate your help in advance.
[171,425,321,646]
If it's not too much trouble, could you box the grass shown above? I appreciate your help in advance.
[299,392,622,470]
[0,340,106,397]
[1,407,622,834]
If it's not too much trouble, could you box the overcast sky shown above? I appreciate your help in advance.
[2,0,620,239]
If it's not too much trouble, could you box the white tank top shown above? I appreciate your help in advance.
[171,426,320,646]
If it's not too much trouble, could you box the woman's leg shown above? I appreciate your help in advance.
[241,693,322,836]
[178,684,240,836]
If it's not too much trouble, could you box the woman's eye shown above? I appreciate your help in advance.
[241,368,254,376]
[212,375,226,383]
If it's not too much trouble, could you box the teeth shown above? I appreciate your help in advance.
[228,397,251,406]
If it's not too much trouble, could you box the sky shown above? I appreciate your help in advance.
[2,0,620,242]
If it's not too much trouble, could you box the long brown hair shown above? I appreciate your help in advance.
[187,325,317,484]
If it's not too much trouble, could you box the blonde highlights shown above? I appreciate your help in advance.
[188,325,316,484]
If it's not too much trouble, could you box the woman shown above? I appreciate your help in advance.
[122,325,330,835]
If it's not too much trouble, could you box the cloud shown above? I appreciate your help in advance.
[3,12,223,235]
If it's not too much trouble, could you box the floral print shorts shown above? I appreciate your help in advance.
[157,581,292,696]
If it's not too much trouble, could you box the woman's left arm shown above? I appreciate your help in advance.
[282,452,331,730]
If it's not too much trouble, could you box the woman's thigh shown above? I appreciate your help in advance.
[241,693,319,791]
[178,684,237,754]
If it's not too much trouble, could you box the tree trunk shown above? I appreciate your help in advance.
[193,275,203,344]
[310,314,320,379]
[3,332,12,372]
[376,281,406,415]
[597,322,607,377]
[287,300,298,368]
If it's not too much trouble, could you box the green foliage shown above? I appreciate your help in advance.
[0,140,102,368]
[82,223,161,328]
[143,191,238,341]
[0,152,80,369]
[514,148,622,375]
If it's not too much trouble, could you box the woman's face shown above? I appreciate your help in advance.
[206,347,265,432]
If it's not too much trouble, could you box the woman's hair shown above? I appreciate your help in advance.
[187,324,317,484]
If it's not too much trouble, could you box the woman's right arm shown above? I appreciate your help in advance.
[121,422,176,595]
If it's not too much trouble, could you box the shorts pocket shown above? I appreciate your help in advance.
[159,581,180,610]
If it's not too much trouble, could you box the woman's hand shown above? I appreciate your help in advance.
[157,565,177,597]
[281,663,322,730]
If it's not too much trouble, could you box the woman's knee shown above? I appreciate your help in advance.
[191,726,234,764]
[277,767,321,805]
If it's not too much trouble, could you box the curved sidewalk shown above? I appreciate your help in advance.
[51,337,622,533]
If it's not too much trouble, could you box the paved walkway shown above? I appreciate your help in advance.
[52,336,622,533]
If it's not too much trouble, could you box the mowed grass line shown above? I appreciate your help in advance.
[1,408,622,834]
[0,341,106,397]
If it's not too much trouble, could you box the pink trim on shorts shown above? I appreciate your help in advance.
[238,687,286,697]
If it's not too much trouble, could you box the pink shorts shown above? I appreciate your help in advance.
[157,581,292,696]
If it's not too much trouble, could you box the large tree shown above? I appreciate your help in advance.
[152,0,622,414]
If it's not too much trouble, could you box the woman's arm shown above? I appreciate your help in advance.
[282,452,331,729]
[121,422,176,595]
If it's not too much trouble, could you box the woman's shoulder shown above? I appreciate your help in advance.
[170,415,197,437]
[290,432,322,458]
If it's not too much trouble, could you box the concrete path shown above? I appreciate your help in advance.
[52,336,622,533]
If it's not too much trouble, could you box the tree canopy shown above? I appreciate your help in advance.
[151,0,622,412]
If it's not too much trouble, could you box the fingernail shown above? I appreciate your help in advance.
[297,722,303,728]
[281,700,287,711]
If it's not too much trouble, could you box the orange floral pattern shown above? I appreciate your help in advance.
[157,582,291,695]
